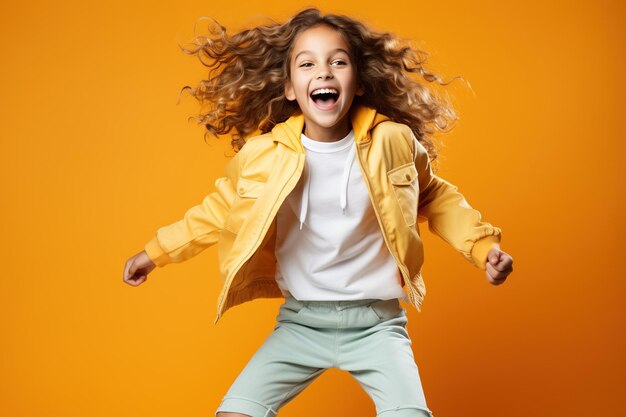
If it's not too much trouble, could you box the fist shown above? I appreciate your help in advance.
[123,250,156,286]
[485,247,513,285]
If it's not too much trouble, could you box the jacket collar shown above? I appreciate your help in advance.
[271,104,390,153]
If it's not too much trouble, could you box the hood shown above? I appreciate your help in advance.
[270,104,390,153]
[271,104,390,230]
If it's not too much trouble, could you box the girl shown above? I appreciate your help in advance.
[123,8,513,417]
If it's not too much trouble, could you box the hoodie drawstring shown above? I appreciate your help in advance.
[299,159,310,230]
[340,143,356,214]
[298,142,356,229]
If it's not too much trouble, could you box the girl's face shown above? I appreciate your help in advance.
[285,24,364,142]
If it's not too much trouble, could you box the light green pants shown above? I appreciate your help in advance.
[215,294,434,417]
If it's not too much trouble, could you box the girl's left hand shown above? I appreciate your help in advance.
[485,247,514,285]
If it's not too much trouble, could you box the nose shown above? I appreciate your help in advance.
[316,66,333,80]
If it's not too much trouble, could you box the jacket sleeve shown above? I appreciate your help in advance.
[412,131,502,269]
[143,154,240,267]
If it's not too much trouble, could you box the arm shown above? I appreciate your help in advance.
[143,153,241,267]
[122,179,234,287]
[144,179,235,266]
[411,130,502,270]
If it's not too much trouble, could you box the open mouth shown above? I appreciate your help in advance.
[310,88,339,110]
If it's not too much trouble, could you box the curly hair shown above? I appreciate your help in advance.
[178,7,461,164]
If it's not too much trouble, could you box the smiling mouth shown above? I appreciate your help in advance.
[310,88,339,110]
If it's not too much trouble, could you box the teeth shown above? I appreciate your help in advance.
[311,88,338,96]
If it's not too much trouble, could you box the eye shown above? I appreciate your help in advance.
[332,59,347,66]
[299,62,313,68]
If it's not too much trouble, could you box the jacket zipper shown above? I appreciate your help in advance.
[215,152,306,323]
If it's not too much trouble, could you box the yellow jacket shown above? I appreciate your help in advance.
[144,104,502,324]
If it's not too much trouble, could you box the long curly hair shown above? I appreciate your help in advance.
[178,7,461,164]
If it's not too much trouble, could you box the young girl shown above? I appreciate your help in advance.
[123,8,513,417]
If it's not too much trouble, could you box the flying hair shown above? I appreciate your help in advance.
[178,7,464,164]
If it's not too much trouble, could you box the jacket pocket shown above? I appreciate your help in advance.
[224,177,266,233]
[387,163,419,227]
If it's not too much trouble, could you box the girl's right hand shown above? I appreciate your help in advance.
[123,250,156,286]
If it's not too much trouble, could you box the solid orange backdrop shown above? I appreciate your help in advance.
[1,1,624,416]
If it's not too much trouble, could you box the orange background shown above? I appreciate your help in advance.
[1,1,624,416]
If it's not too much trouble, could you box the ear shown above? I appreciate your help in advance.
[356,84,365,96]
[284,80,296,101]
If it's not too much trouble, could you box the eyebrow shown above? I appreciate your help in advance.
[294,48,351,60]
